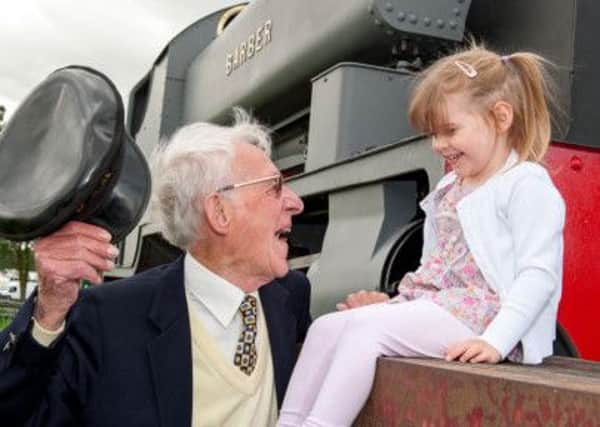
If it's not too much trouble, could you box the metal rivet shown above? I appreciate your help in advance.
[423,17,431,26]
[437,19,445,28]
[374,18,382,27]
[409,14,417,24]
[449,20,457,29]
[385,2,393,12]
[453,7,461,16]
[570,156,583,171]
[397,11,406,21]
[386,29,394,36]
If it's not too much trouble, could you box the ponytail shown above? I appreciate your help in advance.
[503,53,555,162]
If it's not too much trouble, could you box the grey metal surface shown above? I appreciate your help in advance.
[127,7,231,158]
[118,6,236,270]
[465,0,600,147]
[466,0,574,142]
[372,0,470,41]
[120,0,600,297]
[182,0,470,125]
[562,0,600,148]
[307,181,419,316]
[288,134,442,316]
[287,136,443,199]
[271,108,310,172]
[306,63,416,171]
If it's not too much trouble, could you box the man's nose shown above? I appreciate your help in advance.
[282,185,304,215]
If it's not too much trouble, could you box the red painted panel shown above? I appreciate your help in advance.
[546,142,600,361]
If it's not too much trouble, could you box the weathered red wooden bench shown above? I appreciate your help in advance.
[356,356,600,426]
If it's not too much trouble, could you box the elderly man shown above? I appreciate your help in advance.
[0,109,310,426]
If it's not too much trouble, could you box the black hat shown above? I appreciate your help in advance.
[0,66,151,242]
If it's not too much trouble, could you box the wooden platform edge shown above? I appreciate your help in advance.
[355,356,600,426]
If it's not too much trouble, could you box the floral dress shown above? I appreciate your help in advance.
[393,181,522,361]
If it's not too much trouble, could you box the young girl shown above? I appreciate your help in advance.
[277,46,565,427]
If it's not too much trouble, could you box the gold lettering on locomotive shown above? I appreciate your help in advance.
[247,34,255,58]
[225,19,273,76]
[233,47,239,70]
[225,53,233,75]
[240,41,247,65]
[255,27,263,52]
[264,19,272,44]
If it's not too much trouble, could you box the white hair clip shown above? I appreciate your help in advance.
[454,60,478,78]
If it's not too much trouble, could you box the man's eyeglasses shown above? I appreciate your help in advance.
[216,174,283,196]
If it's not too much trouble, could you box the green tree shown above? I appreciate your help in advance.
[0,240,34,300]
[0,106,35,300]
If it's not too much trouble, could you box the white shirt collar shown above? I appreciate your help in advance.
[184,253,250,328]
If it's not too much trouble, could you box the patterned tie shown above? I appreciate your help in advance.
[234,295,258,375]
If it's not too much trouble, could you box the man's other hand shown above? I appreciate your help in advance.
[336,290,390,311]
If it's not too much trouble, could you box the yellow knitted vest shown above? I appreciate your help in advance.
[187,298,278,427]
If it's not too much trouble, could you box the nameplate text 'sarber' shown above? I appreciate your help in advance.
[225,19,272,76]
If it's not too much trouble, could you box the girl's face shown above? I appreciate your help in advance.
[431,93,511,187]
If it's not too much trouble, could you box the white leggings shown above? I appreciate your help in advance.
[277,299,476,427]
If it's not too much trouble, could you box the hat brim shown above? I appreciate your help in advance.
[82,133,151,243]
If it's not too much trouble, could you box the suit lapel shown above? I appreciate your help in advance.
[260,279,296,407]
[146,258,193,427]
[143,258,298,420]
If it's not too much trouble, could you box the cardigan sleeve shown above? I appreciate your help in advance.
[480,174,565,359]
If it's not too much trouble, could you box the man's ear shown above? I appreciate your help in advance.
[203,193,230,235]
[492,101,514,134]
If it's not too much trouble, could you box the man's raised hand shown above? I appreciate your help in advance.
[33,221,118,330]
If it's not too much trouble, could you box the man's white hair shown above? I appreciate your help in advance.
[150,107,272,249]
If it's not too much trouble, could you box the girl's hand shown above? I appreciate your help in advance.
[445,338,502,363]
[336,290,390,310]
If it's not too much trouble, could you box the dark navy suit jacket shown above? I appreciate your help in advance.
[0,257,311,426]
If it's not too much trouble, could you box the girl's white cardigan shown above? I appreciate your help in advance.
[420,152,565,364]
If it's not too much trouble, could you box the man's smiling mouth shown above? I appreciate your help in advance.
[276,228,291,241]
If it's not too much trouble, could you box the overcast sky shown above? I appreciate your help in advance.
[1,0,240,120]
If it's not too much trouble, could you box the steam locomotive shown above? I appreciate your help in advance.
[120,0,600,361]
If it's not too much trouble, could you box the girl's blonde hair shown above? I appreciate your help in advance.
[408,45,559,162]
